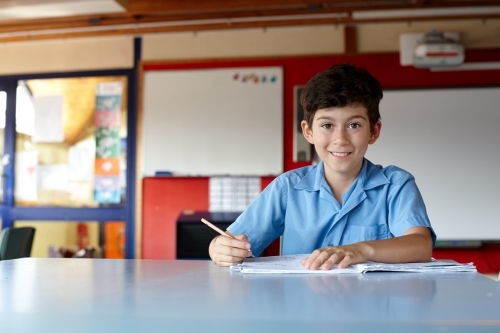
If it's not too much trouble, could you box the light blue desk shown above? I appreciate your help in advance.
[1,258,499,333]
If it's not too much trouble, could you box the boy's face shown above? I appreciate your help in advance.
[301,105,381,184]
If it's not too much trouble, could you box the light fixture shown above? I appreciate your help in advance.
[0,0,124,21]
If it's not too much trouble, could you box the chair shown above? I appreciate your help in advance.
[0,227,36,260]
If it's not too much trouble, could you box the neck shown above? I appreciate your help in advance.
[323,161,363,204]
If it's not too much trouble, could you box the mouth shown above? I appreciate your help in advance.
[330,152,352,158]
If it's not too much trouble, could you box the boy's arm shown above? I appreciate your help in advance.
[302,226,432,270]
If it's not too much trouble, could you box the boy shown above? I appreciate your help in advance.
[209,63,435,270]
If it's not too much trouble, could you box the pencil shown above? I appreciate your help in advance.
[201,218,236,238]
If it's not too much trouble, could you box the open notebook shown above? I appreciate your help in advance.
[230,254,477,274]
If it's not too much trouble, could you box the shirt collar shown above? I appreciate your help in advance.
[361,158,390,190]
[294,159,389,192]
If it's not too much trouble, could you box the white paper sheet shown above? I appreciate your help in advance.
[38,164,69,191]
[33,95,64,142]
[68,138,95,181]
[14,150,38,201]
[230,254,477,274]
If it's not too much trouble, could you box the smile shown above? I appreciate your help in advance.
[331,152,351,157]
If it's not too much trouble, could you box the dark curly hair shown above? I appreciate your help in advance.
[300,63,383,131]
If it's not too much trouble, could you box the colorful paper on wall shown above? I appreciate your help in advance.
[94,189,121,203]
[14,150,38,202]
[94,110,121,127]
[94,81,122,203]
[94,176,121,191]
[95,127,121,158]
[94,157,120,176]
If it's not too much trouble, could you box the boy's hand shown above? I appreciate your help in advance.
[209,234,252,266]
[301,243,370,270]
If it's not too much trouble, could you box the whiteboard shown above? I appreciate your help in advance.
[142,67,283,176]
[365,87,500,240]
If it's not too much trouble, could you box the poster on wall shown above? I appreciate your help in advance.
[94,82,122,204]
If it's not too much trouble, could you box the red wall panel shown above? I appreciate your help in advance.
[142,176,278,259]
[433,244,500,274]
[142,177,209,259]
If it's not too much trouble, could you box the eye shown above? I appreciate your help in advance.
[321,123,333,130]
[348,122,361,129]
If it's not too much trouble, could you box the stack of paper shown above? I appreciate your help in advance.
[230,254,477,274]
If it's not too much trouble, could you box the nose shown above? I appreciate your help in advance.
[332,127,349,146]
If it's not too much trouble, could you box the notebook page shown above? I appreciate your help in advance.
[230,254,363,274]
[230,255,476,274]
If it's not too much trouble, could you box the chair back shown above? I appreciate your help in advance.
[0,227,36,260]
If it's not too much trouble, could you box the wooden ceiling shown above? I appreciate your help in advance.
[0,0,499,42]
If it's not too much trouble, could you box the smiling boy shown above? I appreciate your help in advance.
[209,63,435,270]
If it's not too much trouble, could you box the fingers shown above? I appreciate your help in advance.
[302,247,355,270]
[213,254,247,266]
[337,254,354,269]
[302,249,333,270]
[234,234,249,243]
[320,253,341,270]
[217,234,252,252]
[209,234,252,266]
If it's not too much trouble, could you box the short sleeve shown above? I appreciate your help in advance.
[226,177,287,256]
[387,174,437,247]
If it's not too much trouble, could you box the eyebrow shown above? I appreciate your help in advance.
[315,115,367,122]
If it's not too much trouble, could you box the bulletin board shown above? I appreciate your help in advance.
[142,67,283,176]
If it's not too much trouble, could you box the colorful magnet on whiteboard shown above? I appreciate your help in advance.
[270,76,277,83]
[262,76,267,82]
[233,73,239,80]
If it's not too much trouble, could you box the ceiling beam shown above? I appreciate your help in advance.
[125,0,500,14]
[125,0,413,14]
[0,12,499,44]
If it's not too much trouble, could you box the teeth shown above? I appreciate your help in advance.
[332,152,349,157]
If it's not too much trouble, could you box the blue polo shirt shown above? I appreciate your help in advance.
[227,158,436,257]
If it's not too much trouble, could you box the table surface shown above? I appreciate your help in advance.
[1,258,499,333]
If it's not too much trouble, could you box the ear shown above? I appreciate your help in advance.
[301,120,315,144]
[368,121,382,144]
